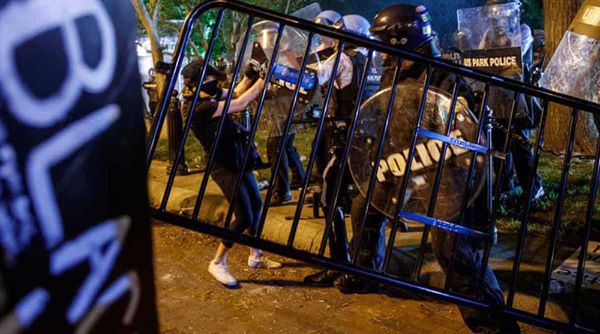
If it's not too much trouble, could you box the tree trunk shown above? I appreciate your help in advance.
[131,0,166,96]
[543,0,598,154]
[231,12,244,52]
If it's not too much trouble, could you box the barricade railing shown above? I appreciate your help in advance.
[146,1,600,333]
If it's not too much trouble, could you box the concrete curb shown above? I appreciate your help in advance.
[147,177,326,254]
[147,163,445,286]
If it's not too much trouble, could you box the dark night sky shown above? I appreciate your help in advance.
[318,0,487,46]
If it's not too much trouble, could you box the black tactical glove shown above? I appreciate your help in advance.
[244,42,269,81]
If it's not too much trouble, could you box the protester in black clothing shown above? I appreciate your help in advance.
[369,4,521,333]
[181,58,282,288]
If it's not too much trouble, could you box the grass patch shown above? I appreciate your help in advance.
[496,218,549,235]
[154,124,317,182]
[496,155,599,243]
[154,134,206,168]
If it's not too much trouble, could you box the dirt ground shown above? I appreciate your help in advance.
[152,222,552,334]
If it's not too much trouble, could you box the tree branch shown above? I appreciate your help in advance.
[189,40,202,57]
[131,0,163,66]
[152,0,161,27]
[183,3,209,53]
[285,0,292,14]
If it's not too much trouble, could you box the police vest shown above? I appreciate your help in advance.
[333,48,382,120]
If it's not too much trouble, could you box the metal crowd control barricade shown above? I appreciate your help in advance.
[146,1,600,333]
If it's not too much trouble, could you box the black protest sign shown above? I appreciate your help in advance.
[0,0,158,332]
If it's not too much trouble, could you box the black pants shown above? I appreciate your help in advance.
[430,194,520,333]
[492,121,542,194]
[211,166,263,248]
[349,195,388,271]
[321,154,388,269]
[267,133,305,198]
[321,156,353,262]
[315,135,329,176]
[287,136,306,184]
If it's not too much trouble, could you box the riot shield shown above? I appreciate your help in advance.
[456,3,523,78]
[289,2,322,21]
[456,3,526,121]
[238,20,319,107]
[349,82,486,221]
[539,0,600,104]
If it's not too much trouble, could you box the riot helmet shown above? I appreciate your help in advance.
[485,0,521,6]
[314,10,342,51]
[370,4,433,51]
[335,14,371,38]
[314,10,342,27]
[253,20,300,68]
[255,21,290,54]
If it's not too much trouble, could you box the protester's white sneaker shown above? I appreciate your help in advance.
[248,256,282,269]
[208,259,238,287]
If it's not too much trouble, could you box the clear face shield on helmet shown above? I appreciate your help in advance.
[236,20,320,109]
[238,21,311,70]
[257,27,288,55]
[312,10,342,51]
[457,2,521,50]
[312,34,335,52]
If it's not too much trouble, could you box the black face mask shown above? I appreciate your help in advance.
[201,79,221,97]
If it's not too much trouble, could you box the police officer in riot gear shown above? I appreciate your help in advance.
[303,13,386,291]
[480,0,521,49]
[370,3,521,333]
[303,10,358,285]
[371,4,443,89]
[482,0,544,203]
[311,10,343,175]
[334,14,388,293]
[246,21,308,205]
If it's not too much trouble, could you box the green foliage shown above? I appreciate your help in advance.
[239,0,313,14]
[136,0,315,60]
[521,0,544,30]
[497,155,599,244]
